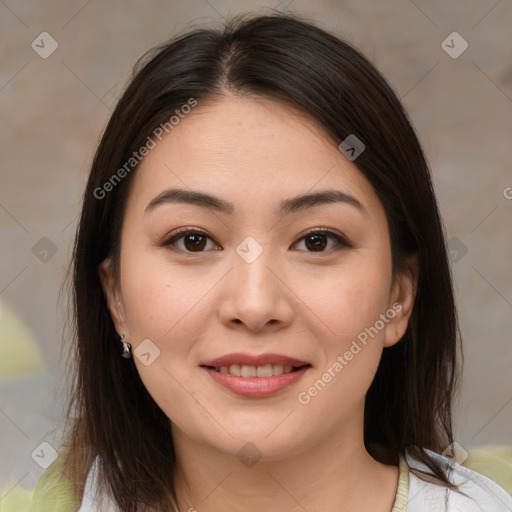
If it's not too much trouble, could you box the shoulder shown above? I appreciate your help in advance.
[405,448,512,512]
[31,453,117,512]
[30,453,80,512]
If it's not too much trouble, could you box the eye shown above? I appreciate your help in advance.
[161,228,220,253]
[293,229,352,253]
[161,227,352,254]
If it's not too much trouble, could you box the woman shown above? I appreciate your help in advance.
[31,11,512,512]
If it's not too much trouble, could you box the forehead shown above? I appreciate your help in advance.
[125,94,383,218]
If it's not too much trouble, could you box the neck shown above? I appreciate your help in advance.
[171,409,399,512]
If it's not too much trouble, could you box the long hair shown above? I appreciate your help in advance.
[60,11,462,510]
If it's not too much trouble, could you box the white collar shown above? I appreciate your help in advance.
[404,447,512,511]
[79,448,512,511]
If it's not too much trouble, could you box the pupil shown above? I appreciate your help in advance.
[185,234,206,251]
[306,234,326,251]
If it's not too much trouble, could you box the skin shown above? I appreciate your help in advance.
[99,94,418,512]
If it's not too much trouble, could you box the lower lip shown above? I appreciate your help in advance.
[203,366,309,398]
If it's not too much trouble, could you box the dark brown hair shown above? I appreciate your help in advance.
[59,10,463,510]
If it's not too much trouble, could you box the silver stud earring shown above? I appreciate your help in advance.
[119,334,132,359]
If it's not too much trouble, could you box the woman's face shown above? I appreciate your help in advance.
[100,94,415,460]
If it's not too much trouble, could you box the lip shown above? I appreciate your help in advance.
[201,353,310,368]
[200,353,311,398]
[203,366,310,398]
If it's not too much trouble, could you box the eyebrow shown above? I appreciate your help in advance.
[144,187,365,216]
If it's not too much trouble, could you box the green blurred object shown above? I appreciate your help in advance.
[0,448,79,512]
[462,444,512,495]
[0,300,44,378]
[29,451,80,512]
[0,479,34,512]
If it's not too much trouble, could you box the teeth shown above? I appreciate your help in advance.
[215,364,298,377]
[241,365,256,377]
[229,364,241,377]
[272,364,284,376]
[257,364,273,377]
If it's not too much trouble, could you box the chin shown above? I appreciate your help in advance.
[197,422,313,462]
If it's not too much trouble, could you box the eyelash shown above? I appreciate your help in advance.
[161,227,353,254]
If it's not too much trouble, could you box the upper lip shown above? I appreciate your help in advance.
[201,353,311,368]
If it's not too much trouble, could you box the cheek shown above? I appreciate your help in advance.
[294,256,392,405]
[119,253,213,422]
[296,275,390,416]
[302,260,391,346]
[120,250,212,347]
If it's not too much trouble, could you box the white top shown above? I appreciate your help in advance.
[404,449,512,511]
[78,448,512,511]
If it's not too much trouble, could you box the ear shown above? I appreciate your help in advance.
[383,255,419,348]
[98,257,128,335]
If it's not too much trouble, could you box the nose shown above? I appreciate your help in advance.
[218,243,294,333]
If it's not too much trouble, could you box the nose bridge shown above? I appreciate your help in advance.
[220,235,292,330]
[233,235,279,300]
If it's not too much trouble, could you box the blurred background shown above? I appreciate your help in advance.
[1,0,511,501]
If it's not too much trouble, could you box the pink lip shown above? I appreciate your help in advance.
[203,366,310,398]
[201,352,310,368]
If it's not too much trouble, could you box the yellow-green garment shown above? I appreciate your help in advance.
[1,451,79,512]
[0,444,510,511]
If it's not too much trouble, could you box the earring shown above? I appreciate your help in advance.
[119,334,132,359]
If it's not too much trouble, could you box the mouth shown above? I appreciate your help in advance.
[203,363,310,378]
[200,353,312,398]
